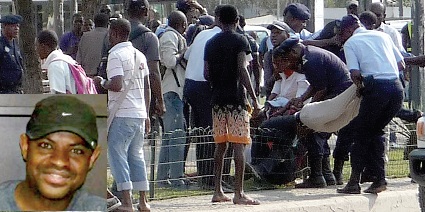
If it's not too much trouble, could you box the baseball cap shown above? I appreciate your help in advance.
[347,1,359,8]
[275,37,300,55]
[128,0,149,10]
[198,15,215,26]
[176,0,191,14]
[26,96,98,150]
[283,3,311,21]
[267,20,291,32]
[340,14,360,31]
[0,14,22,24]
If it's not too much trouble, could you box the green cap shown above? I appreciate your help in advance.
[26,96,98,150]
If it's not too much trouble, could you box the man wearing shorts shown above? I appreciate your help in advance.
[204,4,260,205]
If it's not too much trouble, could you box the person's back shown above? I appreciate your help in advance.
[206,31,250,106]
[344,28,400,79]
[77,13,109,77]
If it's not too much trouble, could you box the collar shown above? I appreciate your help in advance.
[41,49,66,69]
[109,41,133,53]
[353,26,366,34]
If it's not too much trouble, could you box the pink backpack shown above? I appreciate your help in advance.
[52,56,98,94]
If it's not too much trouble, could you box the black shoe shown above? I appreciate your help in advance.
[295,176,327,188]
[364,180,387,194]
[360,173,377,184]
[336,182,361,194]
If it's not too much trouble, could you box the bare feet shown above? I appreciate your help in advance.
[211,193,232,203]
[137,203,151,212]
[233,194,260,205]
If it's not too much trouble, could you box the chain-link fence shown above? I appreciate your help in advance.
[107,117,416,200]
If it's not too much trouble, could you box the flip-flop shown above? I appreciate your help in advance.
[211,195,232,203]
[137,204,151,212]
[233,198,261,205]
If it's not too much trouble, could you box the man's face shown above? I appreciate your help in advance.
[73,16,84,33]
[284,11,306,33]
[273,50,300,73]
[370,6,385,26]
[20,131,100,200]
[35,39,48,60]
[339,27,354,44]
[270,28,289,47]
[2,23,19,39]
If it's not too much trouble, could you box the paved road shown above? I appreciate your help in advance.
[148,178,420,212]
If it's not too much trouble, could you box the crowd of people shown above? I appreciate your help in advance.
[1,0,425,211]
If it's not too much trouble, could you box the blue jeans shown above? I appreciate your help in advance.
[108,117,149,191]
[157,92,185,184]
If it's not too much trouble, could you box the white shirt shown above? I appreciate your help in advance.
[268,72,309,107]
[344,27,402,80]
[107,41,149,119]
[159,27,187,99]
[41,49,76,94]
[376,23,406,53]
[184,26,221,81]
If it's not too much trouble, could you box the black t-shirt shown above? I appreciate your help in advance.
[204,31,251,106]
[302,46,352,99]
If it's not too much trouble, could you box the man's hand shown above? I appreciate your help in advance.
[350,70,363,87]
[154,102,166,116]
[93,76,103,91]
[145,117,151,134]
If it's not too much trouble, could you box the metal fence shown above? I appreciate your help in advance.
[107,117,416,200]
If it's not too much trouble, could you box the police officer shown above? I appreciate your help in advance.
[0,14,24,94]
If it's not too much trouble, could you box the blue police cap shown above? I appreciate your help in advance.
[275,37,300,55]
[198,15,215,26]
[340,14,360,31]
[0,14,22,24]
[283,3,311,21]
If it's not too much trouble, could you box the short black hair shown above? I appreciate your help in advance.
[37,30,58,49]
[218,5,238,25]
[127,0,149,18]
[110,18,131,39]
[94,13,109,28]
[359,11,377,28]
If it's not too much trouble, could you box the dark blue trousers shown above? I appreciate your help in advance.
[349,78,404,181]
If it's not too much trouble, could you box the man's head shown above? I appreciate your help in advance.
[0,14,22,40]
[369,2,386,28]
[168,11,188,34]
[72,13,84,34]
[238,15,246,29]
[283,3,310,33]
[267,21,291,47]
[346,1,359,16]
[94,13,110,28]
[217,5,239,28]
[339,14,361,44]
[273,37,303,74]
[359,11,377,30]
[20,96,100,200]
[127,0,149,21]
[36,30,58,60]
[82,19,94,32]
[176,0,202,23]
[109,18,131,47]
[100,4,112,17]
[212,5,224,27]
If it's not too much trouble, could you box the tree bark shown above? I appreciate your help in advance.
[14,0,43,93]
[81,0,102,21]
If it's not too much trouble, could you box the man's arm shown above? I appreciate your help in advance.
[404,55,425,67]
[251,53,260,96]
[147,60,165,116]
[144,73,151,133]
[101,75,123,92]
[237,52,259,110]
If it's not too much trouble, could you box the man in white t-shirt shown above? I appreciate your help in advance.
[36,30,76,94]
[93,18,151,211]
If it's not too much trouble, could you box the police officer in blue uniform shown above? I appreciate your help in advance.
[0,14,24,94]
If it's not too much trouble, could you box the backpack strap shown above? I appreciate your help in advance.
[129,24,151,41]
[159,29,184,87]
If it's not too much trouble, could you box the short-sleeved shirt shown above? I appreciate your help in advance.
[344,27,402,80]
[107,41,149,119]
[41,49,77,94]
[204,31,251,107]
[0,180,106,211]
[130,20,160,62]
[59,31,80,59]
[0,35,23,92]
[302,45,352,99]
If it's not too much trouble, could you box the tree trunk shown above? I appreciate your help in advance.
[14,0,43,94]
[81,0,102,21]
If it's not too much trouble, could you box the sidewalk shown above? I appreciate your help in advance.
[149,178,420,212]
